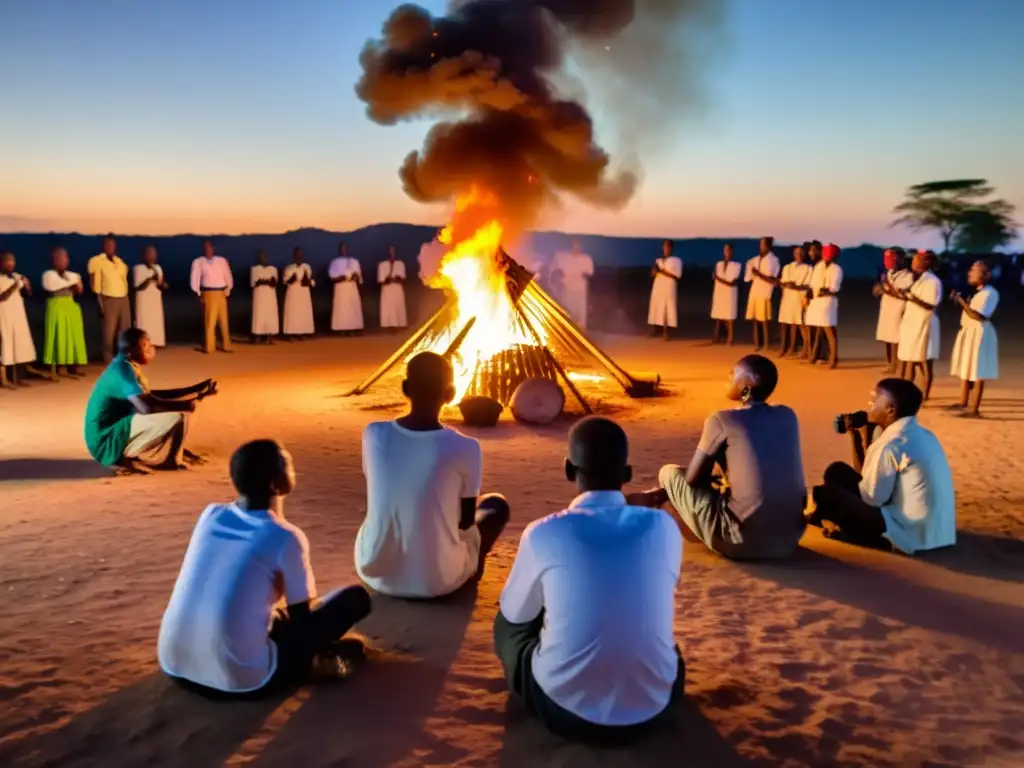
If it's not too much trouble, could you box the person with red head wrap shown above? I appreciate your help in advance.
[896,250,942,400]
[805,243,843,368]
[872,247,913,372]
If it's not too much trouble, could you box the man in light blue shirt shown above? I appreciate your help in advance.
[811,378,956,554]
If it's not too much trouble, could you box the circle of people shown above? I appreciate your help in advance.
[83,339,953,743]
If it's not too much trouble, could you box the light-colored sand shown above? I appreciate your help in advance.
[2,329,1024,768]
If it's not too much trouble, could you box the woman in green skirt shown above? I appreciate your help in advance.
[42,247,89,377]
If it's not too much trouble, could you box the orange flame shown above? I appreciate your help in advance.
[420,187,547,400]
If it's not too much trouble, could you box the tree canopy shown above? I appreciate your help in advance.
[892,179,1017,253]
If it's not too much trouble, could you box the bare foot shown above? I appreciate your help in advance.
[113,460,153,476]
[182,449,208,465]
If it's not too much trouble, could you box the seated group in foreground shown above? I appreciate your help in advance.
[157,351,956,741]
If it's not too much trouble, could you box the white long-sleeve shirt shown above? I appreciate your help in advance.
[190,256,234,296]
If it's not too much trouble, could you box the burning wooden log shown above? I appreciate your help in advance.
[465,343,560,408]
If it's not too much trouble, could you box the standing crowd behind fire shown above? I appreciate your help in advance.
[0,232,1007,412]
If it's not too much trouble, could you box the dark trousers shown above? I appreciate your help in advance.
[812,462,889,548]
[172,585,372,699]
[494,610,685,744]
[99,295,131,363]
[473,493,511,579]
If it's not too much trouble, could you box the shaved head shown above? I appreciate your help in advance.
[403,351,454,407]
[566,416,631,491]
[735,354,779,401]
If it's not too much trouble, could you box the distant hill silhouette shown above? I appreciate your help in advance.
[0,224,891,282]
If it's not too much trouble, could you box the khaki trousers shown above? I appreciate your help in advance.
[201,291,231,353]
[124,412,190,467]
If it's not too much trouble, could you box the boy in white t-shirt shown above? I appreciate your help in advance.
[495,417,683,743]
[356,352,510,599]
[159,440,372,696]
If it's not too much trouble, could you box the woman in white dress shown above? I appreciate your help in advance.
[777,244,813,358]
[133,245,167,347]
[805,243,843,368]
[282,248,315,339]
[329,242,364,335]
[647,239,682,340]
[250,250,279,343]
[873,248,915,373]
[897,250,942,401]
[710,243,742,345]
[378,246,407,331]
[950,260,999,415]
[0,250,39,388]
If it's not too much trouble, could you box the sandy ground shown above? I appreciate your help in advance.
[2,314,1024,767]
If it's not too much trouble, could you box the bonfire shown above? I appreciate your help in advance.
[348,189,658,417]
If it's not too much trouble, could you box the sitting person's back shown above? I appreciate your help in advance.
[355,352,510,598]
[495,417,683,742]
[656,355,806,559]
[159,440,371,696]
[357,419,482,596]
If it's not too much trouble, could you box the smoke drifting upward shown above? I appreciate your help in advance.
[356,0,724,237]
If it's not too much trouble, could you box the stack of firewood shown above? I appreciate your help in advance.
[465,343,559,406]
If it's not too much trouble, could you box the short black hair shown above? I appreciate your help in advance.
[405,351,453,402]
[810,239,823,248]
[663,239,674,250]
[738,354,779,400]
[568,416,628,477]
[876,378,923,419]
[230,439,284,498]
[118,327,148,354]
[761,236,775,248]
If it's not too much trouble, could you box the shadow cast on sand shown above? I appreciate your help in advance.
[0,673,287,768]
[0,458,111,483]
[738,546,1024,654]
[248,585,478,765]
[497,697,750,768]
[917,530,1024,583]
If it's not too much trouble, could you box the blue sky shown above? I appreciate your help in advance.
[1,0,1021,248]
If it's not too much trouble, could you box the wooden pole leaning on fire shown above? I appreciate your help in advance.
[346,297,457,396]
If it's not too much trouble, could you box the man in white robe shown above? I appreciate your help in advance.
[805,243,843,368]
[552,240,594,329]
[897,251,942,401]
[0,250,41,388]
[743,237,780,350]
[329,242,364,335]
[873,248,914,373]
[378,246,407,331]
[282,247,315,339]
[250,250,279,343]
[711,243,742,345]
[647,239,683,340]
[133,245,167,348]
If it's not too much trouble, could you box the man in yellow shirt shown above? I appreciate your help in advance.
[87,234,131,363]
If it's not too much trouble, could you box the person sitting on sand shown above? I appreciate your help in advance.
[159,439,372,696]
[355,351,510,599]
[495,416,684,743]
[83,328,215,474]
[635,354,807,560]
[809,378,955,554]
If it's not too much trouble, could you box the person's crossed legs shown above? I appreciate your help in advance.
[811,462,888,548]
[658,464,740,557]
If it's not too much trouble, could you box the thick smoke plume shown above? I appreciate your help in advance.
[357,0,723,237]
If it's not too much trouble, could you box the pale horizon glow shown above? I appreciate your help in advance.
[1,0,1022,249]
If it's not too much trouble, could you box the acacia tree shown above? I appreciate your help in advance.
[892,179,1017,253]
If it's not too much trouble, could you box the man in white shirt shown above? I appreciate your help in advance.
[356,352,510,599]
[805,243,843,368]
[495,416,683,742]
[810,378,955,554]
[647,239,683,340]
[743,237,781,350]
[190,239,234,354]
[159,439,372,696]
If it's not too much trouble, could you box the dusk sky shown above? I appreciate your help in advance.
[2,0,1022,248]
